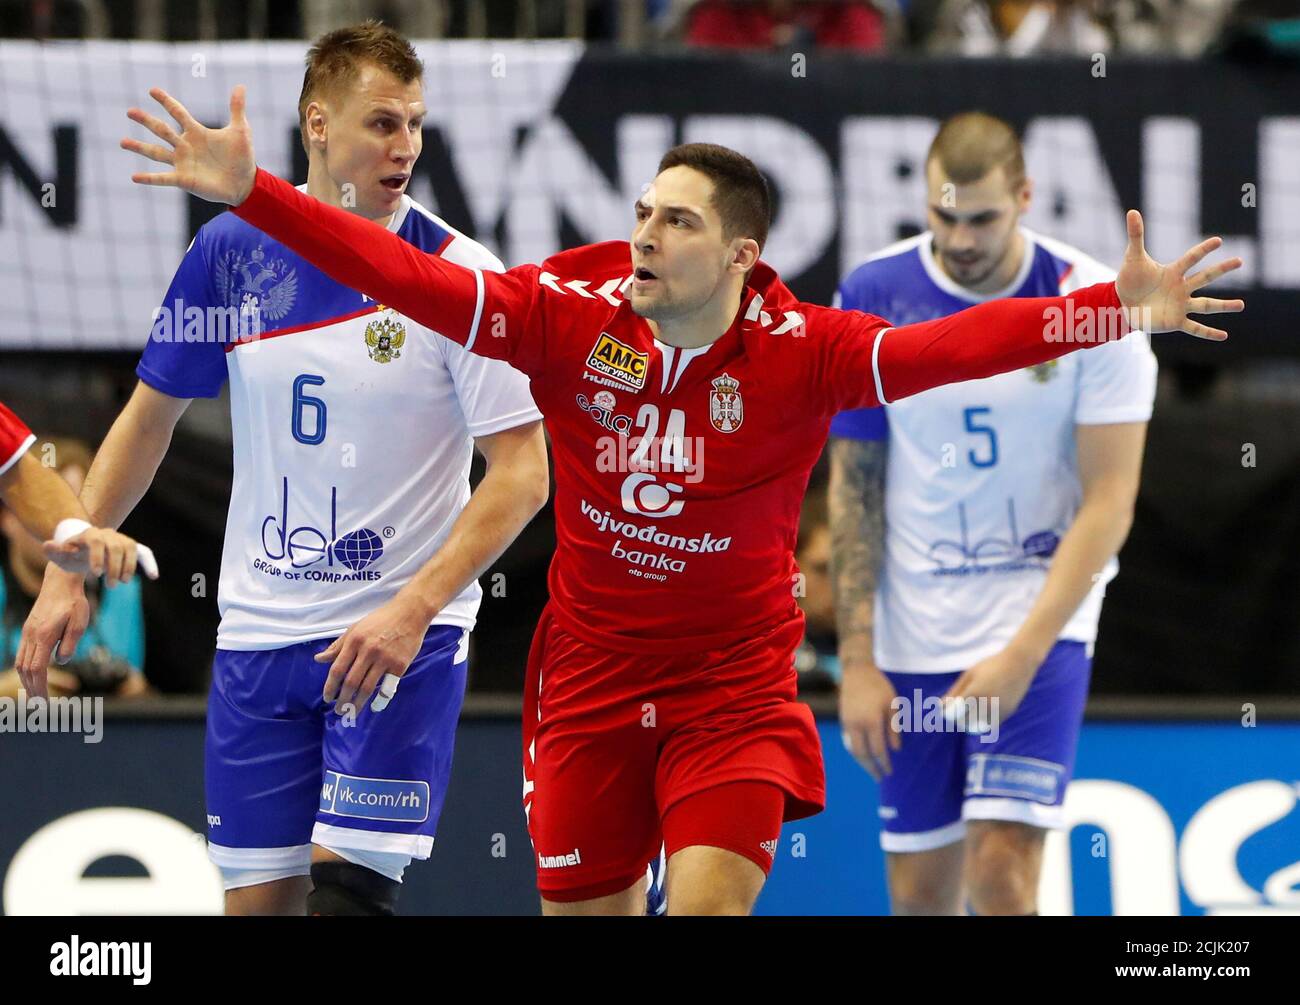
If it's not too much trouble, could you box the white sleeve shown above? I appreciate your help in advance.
[1074,331,1158,425]
[1060,253,1159,425]
[440,232,506,274]
[443,341,543,437]
[436,232,543,436]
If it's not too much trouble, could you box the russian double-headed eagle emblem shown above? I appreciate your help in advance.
[1026,360,1060,384]
[215,245,298,325]
[365,309,407,364]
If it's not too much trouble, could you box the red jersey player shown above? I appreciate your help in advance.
[1,400,158,695]
[123,85,1243,915]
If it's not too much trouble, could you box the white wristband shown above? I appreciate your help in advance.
[52,518,160,580]
[53,518,92,545]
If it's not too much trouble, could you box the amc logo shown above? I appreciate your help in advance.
[585,333,648,391]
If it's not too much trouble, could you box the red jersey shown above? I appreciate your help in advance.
[234,170,1129,653]
[0,400,34,477]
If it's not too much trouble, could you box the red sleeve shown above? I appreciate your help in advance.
[233,169,546,373]
[817,281,1131,413]
[0,400,35,477]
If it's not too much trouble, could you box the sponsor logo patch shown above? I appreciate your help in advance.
[319,770,430,822]
[538,848,583,869]
[575,392,634,435]
[586,332,648,390]
[964,754,1066,804]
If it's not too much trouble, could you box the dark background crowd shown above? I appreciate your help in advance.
[1,0,1296,56]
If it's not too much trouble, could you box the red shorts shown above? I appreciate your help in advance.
[522,604,825,901]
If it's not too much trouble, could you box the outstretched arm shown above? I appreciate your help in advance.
[123,87,539,364]
[828,213,1243,412]
[0,404,156,587]
[233,168,498,349]
[16,383,187,692]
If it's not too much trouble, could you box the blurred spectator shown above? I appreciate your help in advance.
[0,436,149,700]
[795,482,840,691]
[1217,0,1300,58]
[1,0,303,39]
[679,0,895,52]
[925,0,1242,56]
[1105,0,1240,55]
[926,0,1111,55]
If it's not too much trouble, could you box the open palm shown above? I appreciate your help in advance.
[122,85,257,206]
[1116,210,1244,340]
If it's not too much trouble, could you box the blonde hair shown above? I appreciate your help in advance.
[927,112,1025,191]
[298,20,423,154]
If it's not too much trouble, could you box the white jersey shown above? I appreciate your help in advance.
[831,228,1158,671]
[138,191,542,650]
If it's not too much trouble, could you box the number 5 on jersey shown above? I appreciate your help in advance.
[963,406,997,469]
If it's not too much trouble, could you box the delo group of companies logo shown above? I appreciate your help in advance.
[256,476,388,582]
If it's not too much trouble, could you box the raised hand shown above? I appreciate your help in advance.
[1117,210,1245,340]
[122,85,256,206]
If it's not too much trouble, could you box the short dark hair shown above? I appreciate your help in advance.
[298,20,424,153]
[657,143,771,251]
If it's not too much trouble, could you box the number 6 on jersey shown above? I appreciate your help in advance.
[292,373,327,445]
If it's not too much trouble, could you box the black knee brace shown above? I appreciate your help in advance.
[307,861,401,917]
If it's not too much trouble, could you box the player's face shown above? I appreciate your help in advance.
[925,161,1029,290]
[629,166,754,323]
[317,63,426,219]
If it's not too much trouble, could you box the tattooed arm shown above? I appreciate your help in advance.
[828,435,900,780]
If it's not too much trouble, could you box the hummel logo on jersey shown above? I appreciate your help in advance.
[586,333,648,390]
[744,292,805,336]
[538,848,583,869]
[760,839,778,857]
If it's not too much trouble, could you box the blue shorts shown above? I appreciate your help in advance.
[204,625,468,879]
[877,640,1091,853]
